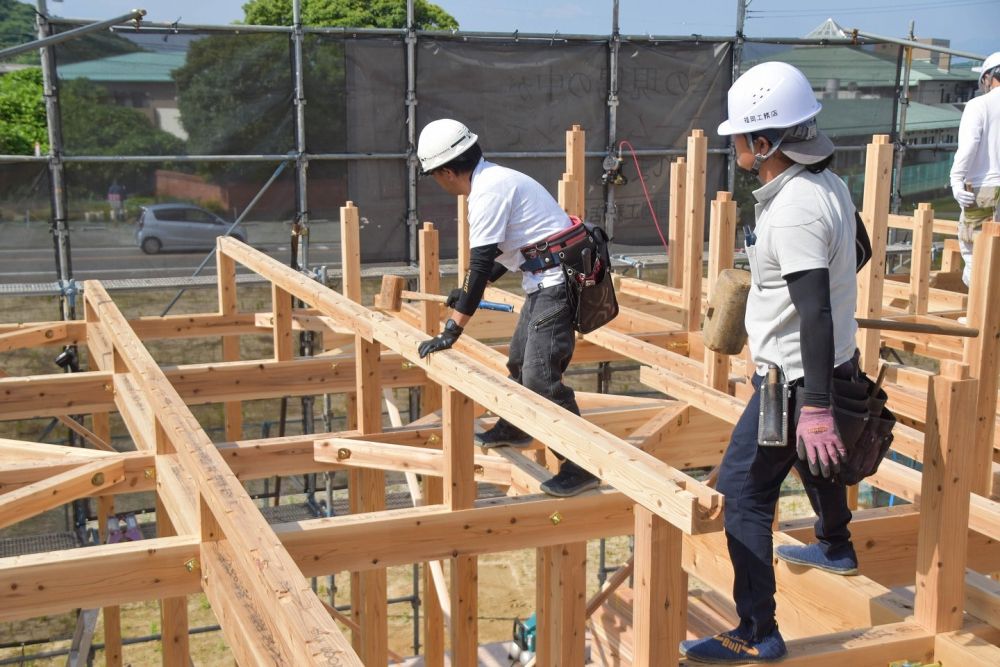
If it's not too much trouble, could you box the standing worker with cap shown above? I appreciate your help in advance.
[950,50,1000,287]
[415,118,601,498]
[681,62,863,663]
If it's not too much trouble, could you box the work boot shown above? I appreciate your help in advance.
[775,542,859,575]
[680,625,787,664]
[474,420,533,449]
[539,461,600,497]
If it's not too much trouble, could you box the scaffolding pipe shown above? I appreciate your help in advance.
[603,0,621,241]
[891,25,916,215]
[405,0,420,265]
[292,0,310,272]
[0,8,145,59]
[36,1,72,321]
[849,29,986,61]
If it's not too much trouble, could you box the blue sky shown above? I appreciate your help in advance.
[46,0,996,59]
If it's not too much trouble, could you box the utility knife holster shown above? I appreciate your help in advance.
[758,364,789,447]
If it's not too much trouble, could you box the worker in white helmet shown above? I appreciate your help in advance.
[681,61,864,663]
[950,50,1000,287]
[414,119,601,497]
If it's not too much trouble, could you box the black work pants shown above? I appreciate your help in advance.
[715,373,853,639]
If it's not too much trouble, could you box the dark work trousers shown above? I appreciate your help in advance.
[716,373,853,640]
[505,283,579,461]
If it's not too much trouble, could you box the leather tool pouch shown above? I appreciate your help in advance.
[758,364,789,447]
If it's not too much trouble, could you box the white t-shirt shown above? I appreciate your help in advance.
[950,87,1000,189]
[744,164,859,381]
[467,159,570,293]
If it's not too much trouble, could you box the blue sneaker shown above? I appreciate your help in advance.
[680,626,786,663]
[775,543,858,576]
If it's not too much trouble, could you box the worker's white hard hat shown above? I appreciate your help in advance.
[417,119,478,174]
[719,61,834,166]
[972,51,1000,83]
[718,61,822,136]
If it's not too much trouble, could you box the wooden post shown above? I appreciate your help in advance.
[420,222,443,416]
[961,222,1000,496]
[419,222,445,664]
[97,487,123,667]
[457,195,470,289]
[668,158,687,288]
[542,542,587,666]
[704,191,737,392]
[682,131,707,332]
[341,201,388,660]
[559,125,586,219]
[633,505,686,666]
[271,284,293,362]
[443,386,477,663]
[941,238,961,274]
[914,360,977,632]
[154,426,189,667]
[855,135,893,376]
[217,249,242,440]
[909,203,933,315]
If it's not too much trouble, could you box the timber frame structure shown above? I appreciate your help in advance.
[1,127,1000,666]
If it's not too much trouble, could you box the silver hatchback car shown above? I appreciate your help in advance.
[135,203,247,254]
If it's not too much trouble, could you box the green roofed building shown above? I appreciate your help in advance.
[58,52,188,140]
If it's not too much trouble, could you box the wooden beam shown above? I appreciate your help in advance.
[82,280,361,664]
[934,628,1000,667]
[313,437,511,486]
[0,323,67,352]
[0,537,201,622]
[218,238,720,535]
[280,491,634,576]
[0,459,124,529]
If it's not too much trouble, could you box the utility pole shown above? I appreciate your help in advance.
[891,21,916,216]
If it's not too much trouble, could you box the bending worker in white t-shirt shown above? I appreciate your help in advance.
[414,119,600,498]
[681,62,862,664]
[950,50,1000,286]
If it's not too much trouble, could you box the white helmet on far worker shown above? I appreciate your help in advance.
[973,51,1000,89]
[417,119,478,174]
[717,61,822,136]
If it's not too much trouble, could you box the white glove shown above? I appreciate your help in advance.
[952,184,976,208]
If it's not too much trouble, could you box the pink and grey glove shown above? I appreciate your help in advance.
[796,406,846,479]
[952,184,976,208]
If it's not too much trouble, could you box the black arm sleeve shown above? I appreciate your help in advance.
[454,243,501,316]
[785,268,834,408]
[489,262,508,282]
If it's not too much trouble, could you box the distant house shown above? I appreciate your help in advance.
[751,19,979,199]
[57,52,187,140]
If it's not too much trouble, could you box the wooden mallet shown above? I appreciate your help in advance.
[376,275,514,312]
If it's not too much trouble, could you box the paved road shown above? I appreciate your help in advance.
[0,243,344,284]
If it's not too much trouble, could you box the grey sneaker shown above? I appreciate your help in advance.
[775,543,859,575]
[540,461,600,497]
[474,421,533,449]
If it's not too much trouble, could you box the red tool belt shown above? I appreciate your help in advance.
[518,216,590,274]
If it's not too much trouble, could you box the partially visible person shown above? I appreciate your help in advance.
[108,180,126,222]
[950,50,1000,287]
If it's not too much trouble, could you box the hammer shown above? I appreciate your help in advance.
[376,275,514,312]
